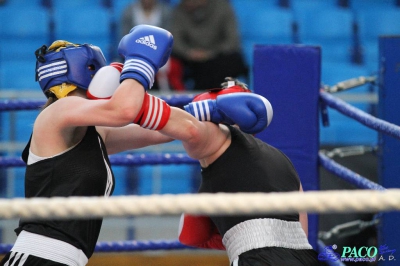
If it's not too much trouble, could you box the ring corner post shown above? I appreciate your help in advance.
[378,36,400,260]
[253,45,321,250]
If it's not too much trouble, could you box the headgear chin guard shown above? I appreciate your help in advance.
[192,78,251,102]
[35,40,106,98]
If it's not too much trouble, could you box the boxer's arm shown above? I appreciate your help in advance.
[96,124,173,155]
[88,63,174,152]
[160,107,229,160]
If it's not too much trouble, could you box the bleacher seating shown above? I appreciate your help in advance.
[0,61,38,89]
[52,5,112,61]
[295,7,355,63]
[354,7,400,70]
[0,6,50,89]
[290,0,338,15]
[51,0,104,9]
[349,0,397,10]
[0,6,50,60]
[237,5,295,66]
[1,0,47,8]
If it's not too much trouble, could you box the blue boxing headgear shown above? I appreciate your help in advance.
[35,40,106,98]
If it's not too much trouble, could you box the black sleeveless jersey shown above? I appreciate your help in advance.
[17,126,115,259]
[198,126,300,236]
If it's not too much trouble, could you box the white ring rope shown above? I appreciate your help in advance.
[0,189,399,220]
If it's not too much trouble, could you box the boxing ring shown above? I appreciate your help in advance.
[0,36,399,265]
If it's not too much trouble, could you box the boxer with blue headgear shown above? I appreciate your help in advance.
[35,40,106,99]
[1,25,178,266]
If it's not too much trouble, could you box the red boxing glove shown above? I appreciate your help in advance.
[178,214,225,250]
[110,62,123,72]
[87,62,123,100]
[133,92,171,130]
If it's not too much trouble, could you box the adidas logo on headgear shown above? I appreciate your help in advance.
[136,35,157,50]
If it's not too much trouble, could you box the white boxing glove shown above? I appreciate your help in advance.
[87,62,123,100]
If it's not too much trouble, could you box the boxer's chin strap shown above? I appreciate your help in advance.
[49,83,77,99]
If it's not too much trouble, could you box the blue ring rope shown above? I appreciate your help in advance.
[0,153,198,167]
[0,95,194,111]
[318,152,385,191]
[0,240,195,254]
[320,91,400,140]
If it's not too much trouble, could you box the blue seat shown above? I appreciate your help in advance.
[240,6,295,66]
[291,0,338,17]
[350,0,396,10]
[243,7,295,43]
[0,39,47,62]
[356,7,400,69]
[112,0,134,20]
[0,6,49,39]
[296,7,355,63]
[51,0,104,9]
[1,0,46,8]
[232,0,291,37]
[232,0,281,38]
[0,60,39,89]
[53,6,112,61]
[0,6,50,61]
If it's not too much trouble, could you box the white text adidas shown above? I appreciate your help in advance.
[136,35,157,50]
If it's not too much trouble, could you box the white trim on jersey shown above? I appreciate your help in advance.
[9,231,88,266]
[97,137,113,197]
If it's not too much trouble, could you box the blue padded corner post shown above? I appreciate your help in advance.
[378,36,400,261]
[253,45,321,250]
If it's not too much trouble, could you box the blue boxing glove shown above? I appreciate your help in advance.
[184,93,273,134]
[118,25,173,89]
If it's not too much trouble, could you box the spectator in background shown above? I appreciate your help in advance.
[170,0,248,91]
[120,0,172,35]
[120,0,185,92]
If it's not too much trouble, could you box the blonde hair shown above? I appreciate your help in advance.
[41,94,58,111]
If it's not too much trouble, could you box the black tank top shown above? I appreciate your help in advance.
[199,126,300,236]
[17,126,115,259]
